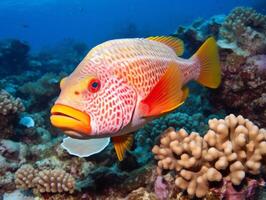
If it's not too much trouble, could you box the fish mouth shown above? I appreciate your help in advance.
[50,104,91,137]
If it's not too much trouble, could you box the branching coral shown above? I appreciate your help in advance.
[15,164,37,189]
[15,164,76,194]
[152,114,266,198]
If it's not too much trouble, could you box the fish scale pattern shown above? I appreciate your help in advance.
[84,77,136,135]
[98,39,178,98]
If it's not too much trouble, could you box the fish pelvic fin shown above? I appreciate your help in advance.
[146,36,184,56]
[112,134,134,161]
[192,37,221,88]
[140,62,186,117]
[61,137,110,157]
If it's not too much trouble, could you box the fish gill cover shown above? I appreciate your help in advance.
[0,1,266,200]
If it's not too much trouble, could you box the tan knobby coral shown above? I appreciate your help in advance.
[33,169,75,194]
[15,165,76,194]
[0,89,24,115]
[0,89,25,139]
[15,164,38,189]
[152,114,266,198]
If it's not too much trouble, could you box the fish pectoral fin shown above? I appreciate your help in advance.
[140,63,186,117]
[146,36,184,56]
[112,134,134,161]
[61,137,110,157]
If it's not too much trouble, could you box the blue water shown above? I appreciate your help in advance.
[0,0,265,52]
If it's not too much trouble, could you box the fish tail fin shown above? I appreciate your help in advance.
[191,37,221,88]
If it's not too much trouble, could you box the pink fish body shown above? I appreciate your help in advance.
[51,36,220,160]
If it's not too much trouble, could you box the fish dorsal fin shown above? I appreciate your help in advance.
[112,134,134,161]
[140,62,186,117]
[146,36,184,56]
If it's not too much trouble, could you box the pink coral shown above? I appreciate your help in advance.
[154,176,168,200]
[213,52,266,127]
[247,54,266,72]
[212,179,265,200]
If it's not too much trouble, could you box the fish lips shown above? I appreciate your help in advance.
[50,104,91,138]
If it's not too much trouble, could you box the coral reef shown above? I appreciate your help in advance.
[31,39,88,74]
[0,89,24,139]
[174,15,225,56]
[0,40,30,77]
[214,53,266,127]
[33,169,75,194]
[212,8,266,127]
[15,164,75,194]
[152,114,266,198]
[175,7,266,127]
[19,72,65,112]
[0,89,24,116]
[219,7,266,56]
[15,164,37,189]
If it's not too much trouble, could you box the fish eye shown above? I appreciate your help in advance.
[88,78,101,93]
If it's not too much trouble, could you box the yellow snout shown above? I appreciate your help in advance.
[50,104,91,137]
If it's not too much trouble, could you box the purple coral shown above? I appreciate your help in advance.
[154,176,168,200]
[213,52,266,127]
[216,179,265,200]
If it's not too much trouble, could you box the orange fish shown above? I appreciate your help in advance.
[50,36,220,160]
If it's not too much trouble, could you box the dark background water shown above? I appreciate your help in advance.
[0,0,265,52]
